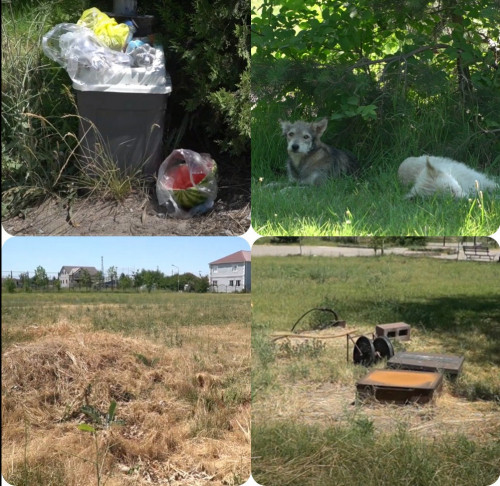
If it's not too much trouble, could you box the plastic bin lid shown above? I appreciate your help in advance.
[72,46,172,94]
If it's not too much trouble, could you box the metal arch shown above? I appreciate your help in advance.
[290,307,340,333]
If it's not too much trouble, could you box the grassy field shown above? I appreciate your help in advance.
[251,253,500,486]
[251,102,500,236]
[2,291,251,485]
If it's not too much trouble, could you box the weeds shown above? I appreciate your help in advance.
[77,400,122,486]
[252,251,500,485]
[252,421,500,486]
[277,339,326,359]
[251,94,499,236]
[1,1,149,217]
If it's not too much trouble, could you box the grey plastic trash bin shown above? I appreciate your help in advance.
[73,47,172,176]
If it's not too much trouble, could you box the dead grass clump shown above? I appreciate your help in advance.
[197,372,223,389]
[2,326,250,485]
[2,332,164,425]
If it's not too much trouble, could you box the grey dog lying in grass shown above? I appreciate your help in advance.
[279,118,359,186]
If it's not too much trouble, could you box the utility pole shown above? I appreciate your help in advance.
[171,264,179,292]
[101,256,104,290]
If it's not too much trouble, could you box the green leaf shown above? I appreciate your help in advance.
[78,424,96,433]
[107,400,117,424]
[439,34,452,43]
[346,96,359,106]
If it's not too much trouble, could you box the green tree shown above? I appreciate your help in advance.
[118,273,133,291]
[33,266,49,289]
[370,237,386,256]
[19,272,31,292]
[155,0,250,156]
[4,277,17,293]
[252,0,500,165]
[79,269,92,291]
[107,266,118,291]
[194,275,209,293]
[95,271,104,290]
[143,271,157,293]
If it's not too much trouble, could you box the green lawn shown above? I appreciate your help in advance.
[250,77,500,237]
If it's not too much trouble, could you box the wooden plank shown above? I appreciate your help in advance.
[387,351,464,375]
[270,329,357,341]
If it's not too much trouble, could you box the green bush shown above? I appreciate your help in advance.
[4,278,17,293]
[154,0,250,158]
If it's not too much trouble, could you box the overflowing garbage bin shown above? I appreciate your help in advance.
[73,51,171,175]
[42,9,171,175]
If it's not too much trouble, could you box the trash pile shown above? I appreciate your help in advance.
[42,8,164,86]
[42,7,218,218]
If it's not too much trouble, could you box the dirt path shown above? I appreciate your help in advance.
[3,192,250,236]
[252,243,500,261]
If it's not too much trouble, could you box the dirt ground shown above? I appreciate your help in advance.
[2,177,250,237]
[252,332,500,443]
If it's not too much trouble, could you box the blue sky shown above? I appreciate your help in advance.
[2,236,250,278]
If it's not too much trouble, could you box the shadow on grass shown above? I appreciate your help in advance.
[343,295,500,365]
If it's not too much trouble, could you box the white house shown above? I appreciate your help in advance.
[209,250,251,293]
[58,266,99,288]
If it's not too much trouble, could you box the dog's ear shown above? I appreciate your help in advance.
[279,119,291,135]
[312,118,328,137]
[425,157,439,175]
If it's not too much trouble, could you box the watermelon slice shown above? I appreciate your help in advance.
[169,164,207,190]
[157,149,218,213]
[171,165,216,209]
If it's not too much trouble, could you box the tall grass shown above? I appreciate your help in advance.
[252,422,500,486]
[1,1,149,218]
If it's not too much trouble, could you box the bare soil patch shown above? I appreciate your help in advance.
[3,193,250,236]
[2,173,250,236]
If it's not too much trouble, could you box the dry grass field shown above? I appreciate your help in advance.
[2,292,251,486]
[252,253,500,486]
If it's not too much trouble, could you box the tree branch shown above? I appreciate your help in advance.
[349,44,451,70]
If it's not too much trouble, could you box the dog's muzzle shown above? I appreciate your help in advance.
[291,144,300,152]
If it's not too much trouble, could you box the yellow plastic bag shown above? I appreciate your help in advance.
[77,7,129,51]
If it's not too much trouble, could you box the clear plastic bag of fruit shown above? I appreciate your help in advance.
[156,149,218,218]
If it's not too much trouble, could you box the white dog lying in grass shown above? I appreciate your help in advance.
[398,155,498,198]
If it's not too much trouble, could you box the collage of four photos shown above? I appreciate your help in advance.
[2,0,500,485]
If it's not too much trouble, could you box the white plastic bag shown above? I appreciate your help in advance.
[42,23,131,82]
[156,149,218,218]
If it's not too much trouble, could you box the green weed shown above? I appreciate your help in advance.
[277,339,326,360]
[77,400,122,486]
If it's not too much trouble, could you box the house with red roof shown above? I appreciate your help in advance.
[208,250,251,293]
